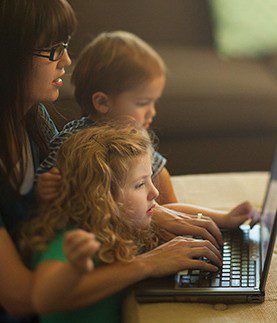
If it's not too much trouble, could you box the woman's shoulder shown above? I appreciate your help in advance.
[37,103,59,140]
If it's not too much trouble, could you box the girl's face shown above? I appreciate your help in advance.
[29,43,71,105]
[118,153,159,229]
[108,75,165,129]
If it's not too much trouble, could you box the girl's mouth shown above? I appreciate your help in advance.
[146,204,156,216]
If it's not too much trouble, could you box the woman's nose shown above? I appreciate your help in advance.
[58,49,71,68]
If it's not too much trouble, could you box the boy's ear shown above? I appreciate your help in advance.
[92,92,110,114]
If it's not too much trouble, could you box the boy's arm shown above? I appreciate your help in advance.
[163,201,258,229]
[36,167,61,202]
[164,203,226,224]
[153,167,178,204]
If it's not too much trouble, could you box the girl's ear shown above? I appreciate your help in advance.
[92,92,110,114]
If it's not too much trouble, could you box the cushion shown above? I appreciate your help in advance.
[210,0,277,58]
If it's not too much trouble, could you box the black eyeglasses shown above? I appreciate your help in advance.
[33,39,70,61]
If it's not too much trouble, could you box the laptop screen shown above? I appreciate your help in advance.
[261,148,277,273]
[261,179,277,270]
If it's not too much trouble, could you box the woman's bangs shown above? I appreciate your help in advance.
[38,0,77,47]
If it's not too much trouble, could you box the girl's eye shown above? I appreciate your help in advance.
[135,182,145,189]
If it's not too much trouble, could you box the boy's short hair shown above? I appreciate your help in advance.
[72,31,166,116]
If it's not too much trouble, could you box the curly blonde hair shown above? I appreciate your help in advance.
[21,120,160,263]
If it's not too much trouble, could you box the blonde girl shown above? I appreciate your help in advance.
[23,121,222,323]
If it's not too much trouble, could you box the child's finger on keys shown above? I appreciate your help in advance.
[249,210,260,227]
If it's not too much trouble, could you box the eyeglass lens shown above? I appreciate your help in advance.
[53,44,65,61]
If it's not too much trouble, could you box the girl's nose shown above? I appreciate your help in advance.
[148,182,159,201]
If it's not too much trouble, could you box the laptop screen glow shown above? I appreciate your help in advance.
[261,178,277,270]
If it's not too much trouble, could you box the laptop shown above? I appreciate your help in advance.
[135,148,277,304]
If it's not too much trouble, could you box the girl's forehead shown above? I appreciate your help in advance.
[126,154,152,181]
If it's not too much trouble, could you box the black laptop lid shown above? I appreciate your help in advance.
[260,148,277,291]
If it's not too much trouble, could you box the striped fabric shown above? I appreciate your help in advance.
[37,117,166,179]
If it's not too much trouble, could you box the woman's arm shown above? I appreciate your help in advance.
[153,167,178,204]
[33,257,147,313]
[151,204,223,247]
[33,236,221,313]
[32,229,100,313]
[0,228,33,316]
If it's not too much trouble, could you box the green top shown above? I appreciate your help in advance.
[34,231,123,323]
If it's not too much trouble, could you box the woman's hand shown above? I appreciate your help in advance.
[63,230,100,274]
[137,236,222,278]
[36,167,61,202]
[222,201,260,229]
[152,205,223,249]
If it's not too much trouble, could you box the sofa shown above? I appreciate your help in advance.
[51,0,277,175]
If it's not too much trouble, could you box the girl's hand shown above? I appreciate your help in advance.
[222,201,260,229]
[36,167,61,202]
[137,236,222,278]
[63,230,100,274]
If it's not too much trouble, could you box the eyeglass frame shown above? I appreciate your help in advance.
[33,38,70,61]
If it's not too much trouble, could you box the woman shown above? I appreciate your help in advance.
[0,0,76,320]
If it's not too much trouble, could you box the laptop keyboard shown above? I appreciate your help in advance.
[177,228,257,288]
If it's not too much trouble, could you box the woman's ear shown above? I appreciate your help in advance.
[92,92,110,114]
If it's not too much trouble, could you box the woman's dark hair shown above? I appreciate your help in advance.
[0,0,76,191]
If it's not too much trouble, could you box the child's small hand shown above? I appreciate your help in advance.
[36,167,61,202]
[63,229,100,274]
[223,201,260,229]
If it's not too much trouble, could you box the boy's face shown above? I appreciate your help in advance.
[117,153,159,229]
[108,75,165,129]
